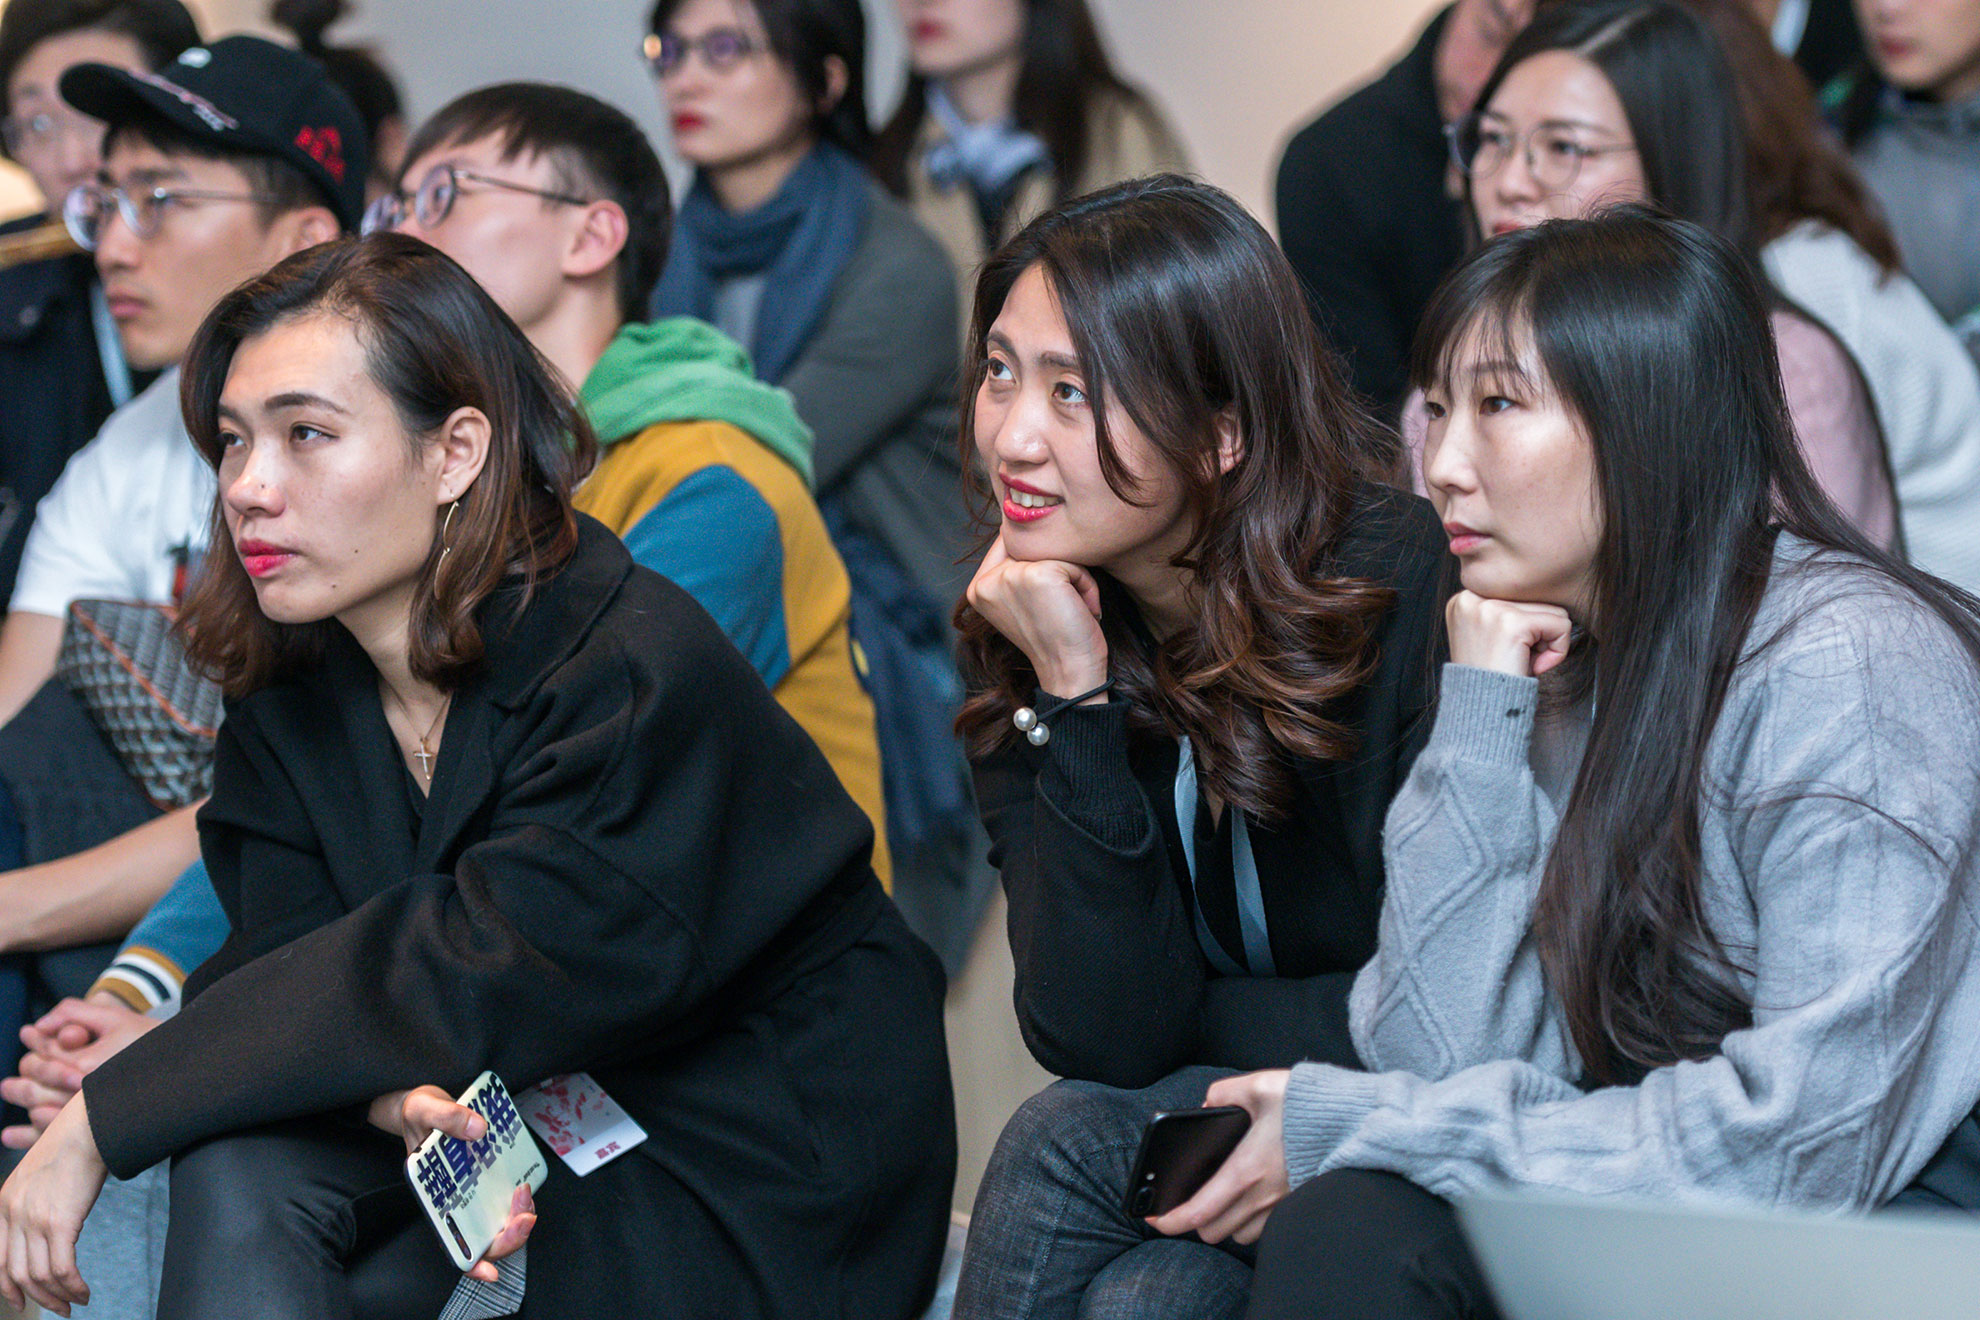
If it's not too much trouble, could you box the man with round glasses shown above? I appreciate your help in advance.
[0,0,198,607]
[377,81,891,890]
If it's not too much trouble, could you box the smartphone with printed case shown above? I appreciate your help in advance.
[403,1071,549,1272]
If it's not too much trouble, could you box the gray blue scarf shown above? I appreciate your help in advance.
[649,141,870,385]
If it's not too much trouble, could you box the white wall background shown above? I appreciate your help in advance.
[5,0,1447,227]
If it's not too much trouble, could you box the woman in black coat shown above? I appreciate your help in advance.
[948,177,1448,1318]
[0,234,956,1319]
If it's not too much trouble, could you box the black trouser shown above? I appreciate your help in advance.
[1245,1169,1503,1320]
[156,1117,460,1320]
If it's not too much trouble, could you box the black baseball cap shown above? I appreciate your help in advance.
[58,35,369,232]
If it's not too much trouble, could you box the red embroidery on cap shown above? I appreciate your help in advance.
[294,126,346,183]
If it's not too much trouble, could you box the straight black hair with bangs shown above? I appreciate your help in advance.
[1410,206,1980,1085]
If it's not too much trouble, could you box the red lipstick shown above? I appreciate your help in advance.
[1001,474,1063,525]
[237,538,295,578]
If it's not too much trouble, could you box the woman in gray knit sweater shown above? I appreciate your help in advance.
[1145,208,1980,1319]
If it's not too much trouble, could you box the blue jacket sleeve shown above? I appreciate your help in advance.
[89,857,230,1013]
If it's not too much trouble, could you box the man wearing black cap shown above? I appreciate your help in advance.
[0,33,366,1139]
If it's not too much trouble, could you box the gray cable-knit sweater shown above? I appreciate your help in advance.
[1282,537,1980,1209]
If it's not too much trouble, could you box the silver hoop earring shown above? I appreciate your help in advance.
[438,499,459,559]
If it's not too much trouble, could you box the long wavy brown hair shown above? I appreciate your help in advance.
[177,234,595,698]
[954,175,1398,820]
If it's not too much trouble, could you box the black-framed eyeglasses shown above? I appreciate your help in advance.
[63,182,277,250]
[1445,113,1638,193]
[641,27,760,77]
[362,163,592,236]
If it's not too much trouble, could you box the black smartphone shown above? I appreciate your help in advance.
[1121,1105,1252,1219]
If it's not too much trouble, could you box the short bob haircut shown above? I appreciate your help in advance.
[954,174,1399,821]
[177,233,598,698]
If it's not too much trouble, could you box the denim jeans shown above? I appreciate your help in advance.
[954,1067,1254,1320]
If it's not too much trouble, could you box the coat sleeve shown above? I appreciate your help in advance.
[977,698,1210,1088]
[82,596,871,1179]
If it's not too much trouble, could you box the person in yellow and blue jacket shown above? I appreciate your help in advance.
[375,82,890,886]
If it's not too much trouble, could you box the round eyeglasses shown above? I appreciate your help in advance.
[1445,114,1638,193]
[362,163,592,236]
[2,106,96,160]
[63,182,277,251]
[641,28,760,77]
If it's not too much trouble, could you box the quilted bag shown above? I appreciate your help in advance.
[55,599,223,810]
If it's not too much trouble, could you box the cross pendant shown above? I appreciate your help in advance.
[413,745,433,779]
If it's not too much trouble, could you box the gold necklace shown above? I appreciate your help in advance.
[385,684,453,781]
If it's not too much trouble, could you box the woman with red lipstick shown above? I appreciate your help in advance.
[947,175,1449,1319]
[1179,209,1980,1320]
[873,0,1187,315]
[0,235,956,1318]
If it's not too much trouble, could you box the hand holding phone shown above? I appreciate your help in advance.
[1122,1105,1252,1219]
[403,1072,548,1273]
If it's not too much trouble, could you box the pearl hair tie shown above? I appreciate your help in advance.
[1012,680,1116,746]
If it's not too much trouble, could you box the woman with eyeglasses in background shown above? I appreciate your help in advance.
[643,0,987,957]
[1432,0,1903,551]
[872,0,1189,309]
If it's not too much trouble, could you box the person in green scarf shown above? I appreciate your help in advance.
[373,81,890,887]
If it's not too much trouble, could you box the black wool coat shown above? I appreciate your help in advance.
[975,484,1451,1089]
[83,517,956,1315]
